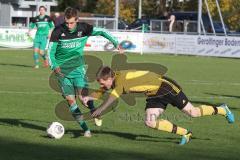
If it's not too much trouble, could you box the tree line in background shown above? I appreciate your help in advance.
[56,0,240,30]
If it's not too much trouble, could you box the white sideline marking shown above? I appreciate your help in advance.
[0,90,237,99]
[0,77,48,81]
[2,77,240,86]
[0,75,240,85]
[0,91,58,95]
[181,80,240,86]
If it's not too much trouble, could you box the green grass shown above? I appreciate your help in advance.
[0,49,239,160]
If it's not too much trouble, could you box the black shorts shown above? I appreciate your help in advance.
[145,76,189,110]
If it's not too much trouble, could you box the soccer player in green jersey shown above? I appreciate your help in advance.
[83,66,234,144]
[28,6,54,69]
[48,7,123,137]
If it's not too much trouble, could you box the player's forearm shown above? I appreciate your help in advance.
[99,95,117,111]
[49,21,55,30]
[92,27,119,48]
[48,30,53,38]
[48,42,59,70]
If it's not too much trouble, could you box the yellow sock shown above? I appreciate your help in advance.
[155,119,188,136]
[199,105,226,116]
[216,107,226,116]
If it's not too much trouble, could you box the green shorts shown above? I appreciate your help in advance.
[34,34,48,50]
[57,76,87,97]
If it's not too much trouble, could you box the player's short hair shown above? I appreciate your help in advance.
[39,6,46,11]
[96,66,115,81]
[64,7,79,20]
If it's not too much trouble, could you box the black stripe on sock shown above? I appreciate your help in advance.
[213,106,218,115]
[172,124,177,134]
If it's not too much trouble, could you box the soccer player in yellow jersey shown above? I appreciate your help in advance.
[83,66,235,145]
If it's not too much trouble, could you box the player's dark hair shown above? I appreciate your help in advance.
[64,7,79,20]
[39,6,46,11]
[96,66,115,81]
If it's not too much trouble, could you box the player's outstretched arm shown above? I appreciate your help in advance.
[82,88,105,107]
[91,95,117,117]
[48,20,55,39]
[91,27,121,51]
[28,21,36,36]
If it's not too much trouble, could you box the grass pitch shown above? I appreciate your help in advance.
[0,49,239,160]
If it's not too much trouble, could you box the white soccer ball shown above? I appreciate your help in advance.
[46,122,65,139]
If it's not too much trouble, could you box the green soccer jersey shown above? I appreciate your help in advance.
[29,15,54,35]
[48,22,119,78]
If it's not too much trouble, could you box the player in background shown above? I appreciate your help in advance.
[83,66,234,144]
[28,6,54,69]
[48,7,123,137]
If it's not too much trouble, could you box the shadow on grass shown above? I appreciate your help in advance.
[0,137,158,160]
[0,118,47,131]
[0,63,32,68]
[0,118,177,143]
[0,118,209,145]
[66,129,210,144]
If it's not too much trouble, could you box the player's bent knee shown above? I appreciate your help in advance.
[188,108,201,117]
[65,98,76,106]
[145,120,156,128]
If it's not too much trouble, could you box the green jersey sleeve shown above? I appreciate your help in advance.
[29,18,36,29]
[48,19,55,30]
[48,28,60,70]
[91,27,119,48]
[48,42,58,70]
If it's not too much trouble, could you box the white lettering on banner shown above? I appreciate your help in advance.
[197,37,224,47]
[225,38,240,47]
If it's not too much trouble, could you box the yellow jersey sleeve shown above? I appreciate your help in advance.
[110,86,123,98]
[109,73,124,98]
[91,88,105,99]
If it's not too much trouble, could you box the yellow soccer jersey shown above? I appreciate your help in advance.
[92,70,173,98]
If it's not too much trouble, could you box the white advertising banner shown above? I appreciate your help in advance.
[143,33,176,54]
[1,27,240,58]
[0,28,34,48]
[84,32,142,52]
[143,34,240,58]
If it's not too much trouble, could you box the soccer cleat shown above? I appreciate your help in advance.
[179,131,192,145]
[94,118,102,127]
[43,59,49,67]
[84,130,92,138]
[220,104,235,123]
[34,65,39,69]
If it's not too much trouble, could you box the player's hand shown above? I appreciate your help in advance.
[117,45,124,54]
[54,67,64,77]
[91,107,104,117]
[82,96,97,107]
[82,96,90,107]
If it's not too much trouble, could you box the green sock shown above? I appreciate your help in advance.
[33,52,39,66]
[69,104,89,131]
[78,120,89,132]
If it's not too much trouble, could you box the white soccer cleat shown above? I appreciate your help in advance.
[84,130,92,138]
[94,118,102,127]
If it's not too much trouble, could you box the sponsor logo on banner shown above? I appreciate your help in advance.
[144,37,174,49]
[0,28,35,48]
